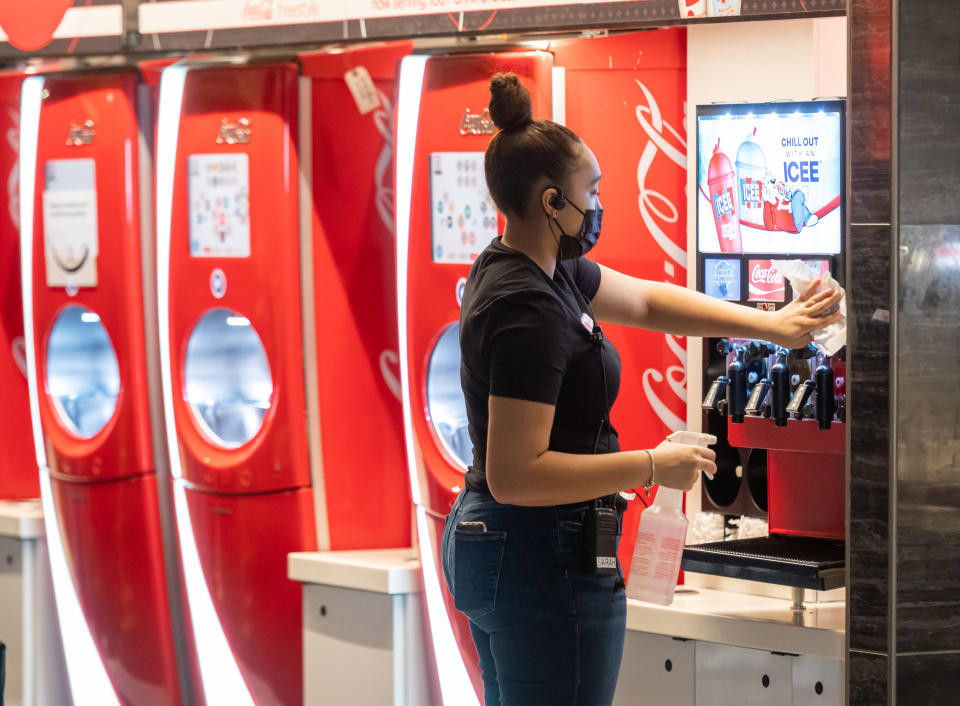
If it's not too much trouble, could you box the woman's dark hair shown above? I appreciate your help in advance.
[484,73,582,218]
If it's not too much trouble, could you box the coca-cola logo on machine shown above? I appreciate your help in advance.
[459,107,495,136]
[748,259,785,302]
[634,78,688,433]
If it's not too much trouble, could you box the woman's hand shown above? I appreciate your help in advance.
[767,277,843,349]
[649,439,717,492]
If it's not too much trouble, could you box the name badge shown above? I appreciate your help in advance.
[581,312,594,333]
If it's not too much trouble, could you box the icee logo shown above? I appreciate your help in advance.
[740,179,761,206]
[713,190,733,219]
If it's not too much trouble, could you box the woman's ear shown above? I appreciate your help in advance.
[540,187,556,218]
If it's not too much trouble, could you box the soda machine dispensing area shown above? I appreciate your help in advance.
[46,306,120,438]
[183,309,272,449]
[685,100,847,603]
[426,323,472,469]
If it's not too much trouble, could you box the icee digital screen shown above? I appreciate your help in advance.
[696,101,845,256]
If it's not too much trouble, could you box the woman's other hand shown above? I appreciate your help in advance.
[768,277,843,349]
[649,439,716,492]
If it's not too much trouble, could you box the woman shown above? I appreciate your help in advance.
[440,73,842,706]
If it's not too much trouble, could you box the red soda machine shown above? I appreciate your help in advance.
[155,59,316,706]
[19,69,186,705]
[298,42,413,553]
[684,100,847,597]
[0,71,38,501]
[395,50,553,704]
[158,46,422,703]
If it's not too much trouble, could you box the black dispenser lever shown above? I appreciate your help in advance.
[746,378,771,416]
[786,380,815,418]
[727,348,747,423]
[770,351,790,427]
[702,376,730,414]
[814,359,836,430]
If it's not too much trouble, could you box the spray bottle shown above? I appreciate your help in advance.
[626,431,717,605]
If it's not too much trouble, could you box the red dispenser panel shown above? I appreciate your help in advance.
[300,42,413,552]
[21,70,182,705]
[157,61,315,706]
[0,71,37,500]
[395,51,553,705]
[728,416,845,539]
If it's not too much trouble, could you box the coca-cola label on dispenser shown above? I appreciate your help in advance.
[748,259,785,302]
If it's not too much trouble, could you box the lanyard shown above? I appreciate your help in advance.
[553,261,612,457]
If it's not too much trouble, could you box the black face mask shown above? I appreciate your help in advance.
[549,192,603,260]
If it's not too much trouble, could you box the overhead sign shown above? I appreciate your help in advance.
[142,0,638,32]
[139,0,845,47]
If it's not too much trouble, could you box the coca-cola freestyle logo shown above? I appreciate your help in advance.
[635,79,687,432]
[748,259,785,302]
[459,107,495,136]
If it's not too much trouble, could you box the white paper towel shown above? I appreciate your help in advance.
[774,260,847,355]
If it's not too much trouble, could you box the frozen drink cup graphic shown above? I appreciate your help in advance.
[736,128,767,229]
[679,0,707,17]
[708,139,742,253]
[709,0,741,16]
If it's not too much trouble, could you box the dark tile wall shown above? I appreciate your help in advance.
[849,651,890,706]
[848,0,892,225]
[895,225,960,655]
[897,1,960,225]
[847,224,893,655]
[847,0,894,699]
[848,0,960,702]
[896,653,960,706]
[895,1,960,695]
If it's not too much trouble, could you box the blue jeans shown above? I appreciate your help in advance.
[441,489,626,706]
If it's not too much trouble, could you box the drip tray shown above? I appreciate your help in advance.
[682,535,845,591]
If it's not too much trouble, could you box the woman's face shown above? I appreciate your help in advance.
[548,142,602,236]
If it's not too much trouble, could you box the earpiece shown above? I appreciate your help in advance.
[546,186,567,212]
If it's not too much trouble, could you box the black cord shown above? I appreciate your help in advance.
[557,262,629,593]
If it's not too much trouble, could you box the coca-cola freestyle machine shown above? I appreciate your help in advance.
[156,60,316,706]
[684,100,846,595]
[397,35,689,704]
[20,70,185,705]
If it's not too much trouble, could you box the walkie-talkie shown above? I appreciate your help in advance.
[584,502,619,576]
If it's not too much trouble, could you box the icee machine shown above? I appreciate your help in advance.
[684,100,847,598]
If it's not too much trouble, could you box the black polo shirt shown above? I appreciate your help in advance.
[459,237,622,493]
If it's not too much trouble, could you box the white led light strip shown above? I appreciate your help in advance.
[395,55,480,706]
[19,75,121,706]
[155,64,255,706]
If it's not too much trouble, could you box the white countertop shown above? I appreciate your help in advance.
[289,549,843,659]
[627,588,845,660]
[0,500,44,539]
[288,548,423,595]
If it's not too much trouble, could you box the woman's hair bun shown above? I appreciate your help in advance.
[488,73,533,132]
